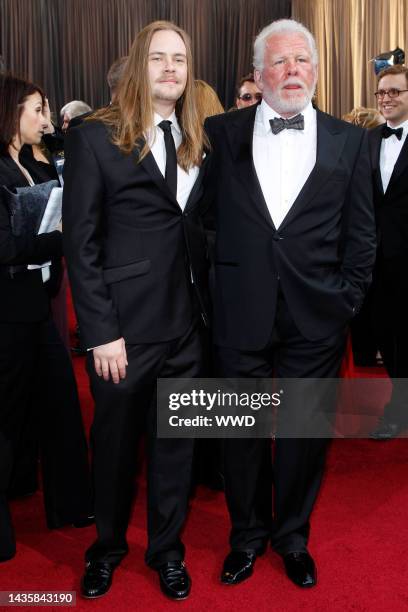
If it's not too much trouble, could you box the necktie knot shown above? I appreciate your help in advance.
[270,114,304,135]
[159,120,172,133]
[382,124,403,140]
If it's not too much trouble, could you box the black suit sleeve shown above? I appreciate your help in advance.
[62,125,121,348]
[340,129,377,310]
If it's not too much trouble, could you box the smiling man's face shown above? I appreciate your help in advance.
[377,73,408,127]
[255,32,317,118]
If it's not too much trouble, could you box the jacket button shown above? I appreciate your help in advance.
[273,234,283,241]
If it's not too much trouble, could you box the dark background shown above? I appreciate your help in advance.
[0,0,290,119]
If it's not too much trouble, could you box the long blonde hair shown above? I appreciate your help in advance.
[91,21,207,170]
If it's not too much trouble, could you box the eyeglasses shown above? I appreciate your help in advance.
[374,88,408,99]
[239,93,262,102]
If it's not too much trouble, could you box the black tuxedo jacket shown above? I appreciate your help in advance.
[204,105,376,350]
[368,125,408,261]
[0,152,62,323]
[62,120,210,348]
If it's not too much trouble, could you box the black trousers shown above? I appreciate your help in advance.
[215,291,347,556]
[85,316,205,568]
[0,317,91,560]
[373,256,408,424]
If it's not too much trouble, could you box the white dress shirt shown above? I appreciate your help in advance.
[148,112,199,210]
[380,118,408,192]
[253,100,317,229]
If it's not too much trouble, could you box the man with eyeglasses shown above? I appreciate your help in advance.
[369,64,408,440]
[235,73,262,109]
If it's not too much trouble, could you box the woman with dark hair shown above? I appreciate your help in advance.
[0,74,91,562]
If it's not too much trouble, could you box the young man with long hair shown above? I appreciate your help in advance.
[63,21,209,600]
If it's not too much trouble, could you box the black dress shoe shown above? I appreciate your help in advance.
[370,417,404,440]
[221,550,257,585]
[283,552,316,588]
[157,561,191,600]
[81,561,115,598]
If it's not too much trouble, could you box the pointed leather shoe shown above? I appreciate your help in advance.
[158,561,191,600]
[221,550,257,585]
[81,561,115,598]
[283,551,316,588]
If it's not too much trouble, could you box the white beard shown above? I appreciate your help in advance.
[266,77,317,116]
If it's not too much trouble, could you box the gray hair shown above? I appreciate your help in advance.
[253,19,318,71]
[60,100,92,120]
[107,56,128,93]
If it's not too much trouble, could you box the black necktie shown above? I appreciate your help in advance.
[382,125,403,140]
[158,120,177,197]
[270,114,305,135]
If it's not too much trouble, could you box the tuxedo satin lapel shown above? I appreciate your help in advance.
[370,127,384,196]
[136,146,180,209]
[387,132,408,187]
[279,112,347,230]
[184,154,210,213]
[228,108,275,229]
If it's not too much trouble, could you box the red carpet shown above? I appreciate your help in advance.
[3,300,408,611]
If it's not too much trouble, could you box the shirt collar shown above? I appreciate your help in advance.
[154,111,181,135]
[259,99,314,134]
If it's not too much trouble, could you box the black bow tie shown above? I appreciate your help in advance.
[382,125,403,140]
[270,114,304,134]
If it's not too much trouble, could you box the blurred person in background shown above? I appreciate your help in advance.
[195,79,224,119]
[343,106,385,130]
[369,65,408,439]
[235,73,262,109]
[107,56,128,103]
[60,100,93,131]
[342,107,384,367]
[0,74,91,562]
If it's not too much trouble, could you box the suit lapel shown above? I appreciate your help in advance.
[279,110,348,230]
[227,105,275,229]
[369,126,384,196]
[227,107,349,231]
[136,141,209,213]
[387,131,408,187]
[137,146,180,209]
[184,153,210,213]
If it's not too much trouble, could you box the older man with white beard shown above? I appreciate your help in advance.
[204,19,376,589]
